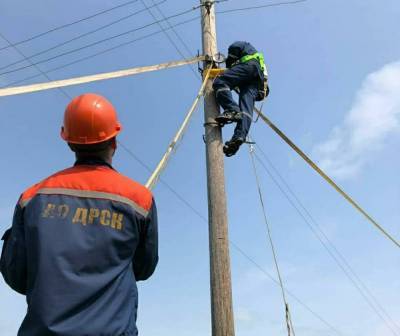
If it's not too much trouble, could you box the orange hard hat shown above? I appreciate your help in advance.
[61,93,122,144]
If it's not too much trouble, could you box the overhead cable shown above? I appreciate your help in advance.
[140,0,199,79]
[118,143,345,335]
[0,0,140,52]
[0,0,167,72]
[252,146,400,335]
[114,111,343,335]
[0,0,306,80]
[0,33,71,100]
[0,5,199,76]
[254,108,400,249]
[217,0,307,14]
[229,240,344,335]
[0,56,205,97]
[2,16,200,88]
[248,144,296,336]
[150,0,197,62]
[145,68,211,190]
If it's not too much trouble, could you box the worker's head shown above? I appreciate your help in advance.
[226,41,258,68]
[226,42,243,68]
[61,93,122,162]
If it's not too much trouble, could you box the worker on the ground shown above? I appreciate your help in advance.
[213,41,269,157]
[0,93,158,336]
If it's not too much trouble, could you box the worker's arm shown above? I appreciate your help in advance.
[0,202,27,295]
[132,198,159,281]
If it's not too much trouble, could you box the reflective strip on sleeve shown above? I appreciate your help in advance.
[21,188,149,217]
[240,111,253,120]
[216,87,231,95]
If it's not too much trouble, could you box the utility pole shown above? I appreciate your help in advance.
[200,1,235,335]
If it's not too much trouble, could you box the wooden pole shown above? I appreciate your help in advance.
[200,1,235,335]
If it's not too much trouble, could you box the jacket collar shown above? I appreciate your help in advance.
[74,157,114,170]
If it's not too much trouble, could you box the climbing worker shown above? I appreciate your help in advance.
[213,41,269,157]
[0,93,158,336]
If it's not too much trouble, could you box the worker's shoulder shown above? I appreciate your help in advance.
[20,166,153,212]
[108,170,154,211]
[19,166,73,206]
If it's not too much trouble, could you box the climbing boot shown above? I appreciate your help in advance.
[215,110,242,126]
[223,137,244,157]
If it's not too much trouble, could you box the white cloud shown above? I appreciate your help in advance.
[313,61,400,179]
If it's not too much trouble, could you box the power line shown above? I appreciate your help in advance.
[0,0,167,72]
[1,16,200,88]
[0,0,140,52]
[0,5,199,77]
[117,141,345,335]
[252,143,400,336]
[149,0,197,65]
[217,0,307,14]
[0,32,71,100]
[249,145,296,336]
[140,0,199,79]
[0,1,307,86]
[254,109,400,249]
[0,0,308,81]
[229,240,345,336]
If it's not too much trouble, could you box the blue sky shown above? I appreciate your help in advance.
[1,0,399,335]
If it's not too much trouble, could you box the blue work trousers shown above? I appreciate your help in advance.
[213,61,261,139]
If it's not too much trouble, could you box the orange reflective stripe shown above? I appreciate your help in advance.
[20,165,153,213]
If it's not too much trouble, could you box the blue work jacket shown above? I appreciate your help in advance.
[1,158,158,336]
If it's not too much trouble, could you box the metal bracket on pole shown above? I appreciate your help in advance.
[197,50,205,75]
[203,1,214,12]
[204,54,214,64]
[204,53,226,65]
[204,121,221,127]
[213,52,226,64]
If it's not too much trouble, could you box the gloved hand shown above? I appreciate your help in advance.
[226,56,235,68]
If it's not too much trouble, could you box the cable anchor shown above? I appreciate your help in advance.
[249,143,255,153]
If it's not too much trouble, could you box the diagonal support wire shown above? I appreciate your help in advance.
[254,107,400,249]
[0,56,205,97]
[248,143,296,336]
[252,144,400,336]
[145,67,211,190]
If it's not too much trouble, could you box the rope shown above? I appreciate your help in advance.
[145,67,211,190]
[254,107,400,249]
[0,56,205,97]
[252,147,400,336]
[120,142,344,335]
[248,144,296,336]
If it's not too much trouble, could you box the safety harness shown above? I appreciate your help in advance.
[240,52,269,101]
[240,52,266,71]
